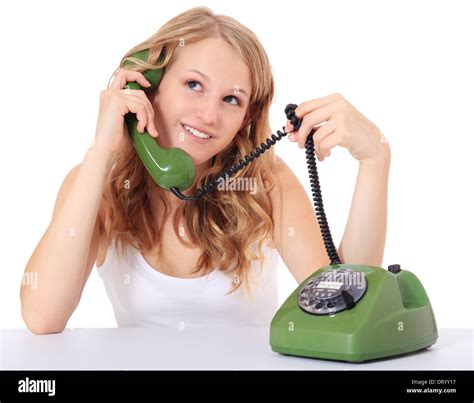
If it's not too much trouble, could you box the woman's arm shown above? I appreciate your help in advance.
[338,146,391,266]
[270,146,390,284]
[269,156,331,284]
[273,93,392,282]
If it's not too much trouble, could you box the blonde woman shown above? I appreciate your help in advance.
[20,6,391,334]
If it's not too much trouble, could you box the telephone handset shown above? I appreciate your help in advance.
[122,49,196,192]
[122,48,438,362]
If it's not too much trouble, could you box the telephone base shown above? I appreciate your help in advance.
[269,264,438,363]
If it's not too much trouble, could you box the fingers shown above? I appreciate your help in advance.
[118,90,159,137]
[109,68,158,136]
[288,120,337,161]
[311,120,336,149]
[316,131,340,161]
[110,68,151,91]
[294,93,343,121]
[296,104,334,149]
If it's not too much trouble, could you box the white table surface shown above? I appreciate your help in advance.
[1,327,472,370]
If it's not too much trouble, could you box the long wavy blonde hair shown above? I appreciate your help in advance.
[98,6,278,299]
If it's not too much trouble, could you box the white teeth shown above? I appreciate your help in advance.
[184,125,211,139]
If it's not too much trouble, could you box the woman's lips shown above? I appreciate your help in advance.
[180,124,213,144]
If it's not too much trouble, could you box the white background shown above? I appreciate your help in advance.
[0,0,472,330]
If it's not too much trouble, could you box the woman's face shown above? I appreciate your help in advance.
[148,37,252,168]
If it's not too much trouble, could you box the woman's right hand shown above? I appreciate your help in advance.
[93,68,160,157]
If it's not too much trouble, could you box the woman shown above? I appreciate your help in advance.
[20,6,390,333]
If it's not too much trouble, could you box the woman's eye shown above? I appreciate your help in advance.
[223,95,240,106]
[186,80,240,106]
[186,80,202,91]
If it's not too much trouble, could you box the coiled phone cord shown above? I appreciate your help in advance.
[170,103,342,265]
[285,104,342,265]
[169,129,288,201]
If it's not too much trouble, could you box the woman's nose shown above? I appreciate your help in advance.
[195,98,218,125]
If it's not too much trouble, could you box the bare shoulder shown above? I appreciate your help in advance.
[267,155,294,250]
[267,155,296,208]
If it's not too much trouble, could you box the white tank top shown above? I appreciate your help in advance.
[96,239,279,329]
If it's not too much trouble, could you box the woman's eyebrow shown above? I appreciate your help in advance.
[185,69,249,98]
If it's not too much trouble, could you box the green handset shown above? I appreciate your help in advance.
[121,49,196,192]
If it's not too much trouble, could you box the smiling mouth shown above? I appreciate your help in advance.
[181,123,215,139]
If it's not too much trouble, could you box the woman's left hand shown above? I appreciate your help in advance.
[285,93,390,164]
